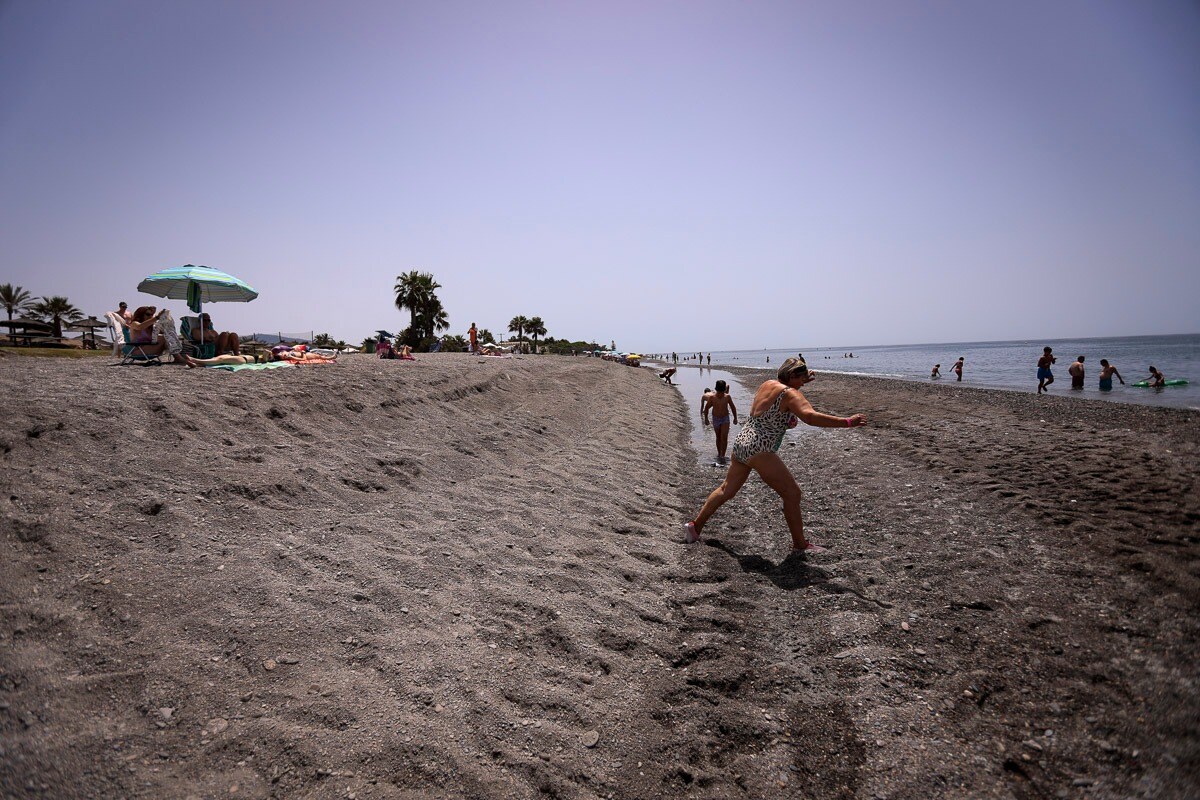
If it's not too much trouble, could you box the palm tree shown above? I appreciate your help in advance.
[416,298,449,341]
[394,271,441,334]
[479,328,495,345]
[30,296,83,338]
[508,315,529,348]
[0,284,34,321]
[526,316,547,354]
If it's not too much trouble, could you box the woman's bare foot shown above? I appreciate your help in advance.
[791,541,825,554]
[684,521,700,544]
[183,354,198,369]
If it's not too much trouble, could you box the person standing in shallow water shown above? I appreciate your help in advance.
[951,357,964,381]
[702,380,739,466]
[1098,359,1124,391]
[931,363,941,379]
[685,358,866,553]
[1069,355,1085,390]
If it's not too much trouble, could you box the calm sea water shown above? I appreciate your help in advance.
[667,334,1199,410]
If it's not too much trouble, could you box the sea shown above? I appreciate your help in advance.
[659,334,1200,411]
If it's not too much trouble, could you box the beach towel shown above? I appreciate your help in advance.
[208,361,295,372]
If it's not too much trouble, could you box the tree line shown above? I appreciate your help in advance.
[390,271,559,353]
[1,283,84,338]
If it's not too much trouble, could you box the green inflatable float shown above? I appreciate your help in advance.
[1131,379,1189,388]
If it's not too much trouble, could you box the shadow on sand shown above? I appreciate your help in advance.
[705,539,892,608]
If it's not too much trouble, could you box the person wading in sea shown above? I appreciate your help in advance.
[701,380,739,466]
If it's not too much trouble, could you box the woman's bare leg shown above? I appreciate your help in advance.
[751,452,809,550]
[692,459,753,534]
[184,353,251,369]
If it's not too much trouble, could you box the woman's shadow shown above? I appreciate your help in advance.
[704,539,890,607]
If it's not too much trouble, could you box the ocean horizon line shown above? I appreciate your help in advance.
[666,331,1200,356]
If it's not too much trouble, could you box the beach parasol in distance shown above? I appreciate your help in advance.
[137,265,258,345]
[66,316,108,349]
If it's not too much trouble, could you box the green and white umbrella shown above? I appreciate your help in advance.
[137,264,258,344]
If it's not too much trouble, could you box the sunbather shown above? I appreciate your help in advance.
[191,312,240,355]
[127,306,184,363]
[183,353,266,368]
[271,345,337,364]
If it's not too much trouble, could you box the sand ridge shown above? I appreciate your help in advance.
[2,354,1198,798]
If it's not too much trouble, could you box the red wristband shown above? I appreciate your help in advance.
[845,417,852,428]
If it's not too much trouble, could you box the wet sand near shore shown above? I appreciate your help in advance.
[1,354,1197,798]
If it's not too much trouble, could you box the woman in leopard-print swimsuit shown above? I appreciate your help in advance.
[684,357,867,554]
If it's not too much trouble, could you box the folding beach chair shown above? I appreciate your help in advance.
[110,319,163,366]
[179,316,217,359]
[105,312,127,357]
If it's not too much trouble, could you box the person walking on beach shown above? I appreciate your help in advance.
[702,380,739,466]
[468,322,478,353]
[1146,365,1166,388]
[1037,347,1056,394]
[1098,359,1124,391]
[684,357,867,553]
[951,357,964,381]
[931,363,941,379]
[1069,355,1085,390]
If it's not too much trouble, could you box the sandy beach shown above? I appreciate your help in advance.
[2,353,1198,799]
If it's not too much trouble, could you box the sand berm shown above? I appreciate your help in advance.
[1,353,1197,799]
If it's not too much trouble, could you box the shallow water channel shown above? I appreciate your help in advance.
[653,364,753,465]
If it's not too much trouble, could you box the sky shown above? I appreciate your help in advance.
[2,0,1198,351]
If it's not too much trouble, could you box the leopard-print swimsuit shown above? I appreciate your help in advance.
[731,389,793,464]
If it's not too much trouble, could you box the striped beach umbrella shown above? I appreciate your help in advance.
[137,264,258,343]
[137,265,258,309]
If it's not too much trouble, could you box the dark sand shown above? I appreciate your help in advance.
[1,354,1197,799]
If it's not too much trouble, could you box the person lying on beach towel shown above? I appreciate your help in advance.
[274,348,337,365]
[183,353,268,368]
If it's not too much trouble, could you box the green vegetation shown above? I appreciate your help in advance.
[394,271,449,349]
[0,346,108,359]
[507,315,529,347]
[30,296,83,338]
[313,333,348,350]
[527,316,547,352]
[1,283,35,321]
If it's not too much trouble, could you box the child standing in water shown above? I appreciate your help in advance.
[702,381,739,466]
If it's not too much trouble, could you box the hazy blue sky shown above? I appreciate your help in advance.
[2,1,1198,350]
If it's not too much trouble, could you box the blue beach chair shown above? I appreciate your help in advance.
[180,316,217,359]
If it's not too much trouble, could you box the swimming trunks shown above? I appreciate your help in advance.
[731,389,792,464]
[1037,367,1053,380]
[711,414,730,429]
[1099,378,1113,391]
[1071,375,1084,389]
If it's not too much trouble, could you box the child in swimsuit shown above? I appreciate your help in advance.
[702,380,739,466]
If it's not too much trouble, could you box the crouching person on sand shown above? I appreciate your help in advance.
[684,357,866,554]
